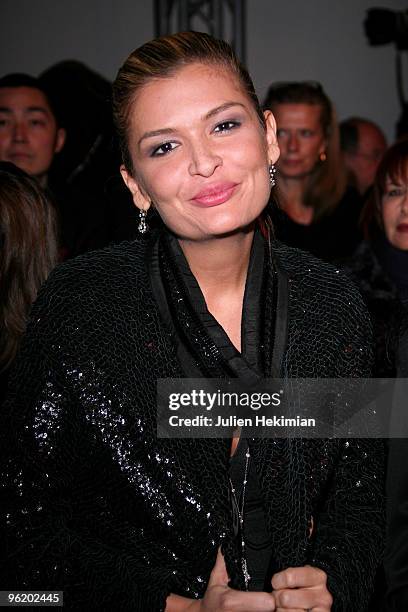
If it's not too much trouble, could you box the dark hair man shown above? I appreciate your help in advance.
[0,73,65,188]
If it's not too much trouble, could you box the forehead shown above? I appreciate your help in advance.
[274,103,322,127]
[0,86,53,114]
[386,161,408,184]
[358,123,386,149]
[129,63,248,134]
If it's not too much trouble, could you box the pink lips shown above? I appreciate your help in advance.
[397,223,408,233]
[191,182,238,207]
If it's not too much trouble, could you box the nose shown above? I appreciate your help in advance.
[12,121,28,143]
[287,133,299,153]
[188,140,222,177]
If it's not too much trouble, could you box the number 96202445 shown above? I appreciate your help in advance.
[2,591,62,606]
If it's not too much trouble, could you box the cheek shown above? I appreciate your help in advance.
[140,162,191,230]
[382,201,398,235]
[143,162,186,205]
[0,133,11,149]
[231,134,268,171]
[307,139,323,157]
[46,132,60,151]
[31,132,53,152]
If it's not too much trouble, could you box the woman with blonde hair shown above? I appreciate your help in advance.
[264,82,362,261]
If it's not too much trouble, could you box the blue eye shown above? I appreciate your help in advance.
[214,120,240,133]
[300,129,313,137]
[151,141,178,157]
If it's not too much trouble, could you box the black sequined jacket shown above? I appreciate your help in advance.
[1,231,384,611]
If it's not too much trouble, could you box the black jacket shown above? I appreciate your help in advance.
[385,325,408,611]
[1,232,385,611]
[344,241,406,377]
[273,186,363,263]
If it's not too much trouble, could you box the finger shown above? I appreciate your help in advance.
[272,565,326,590]
[223,590,276,611]
[274,587,315,610]
[207,547,229,586]
[274,586,332,610]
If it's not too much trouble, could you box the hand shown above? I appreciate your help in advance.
[197,548,276,611]
[271,565,332,612]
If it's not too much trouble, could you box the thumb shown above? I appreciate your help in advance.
[208,547,229,586]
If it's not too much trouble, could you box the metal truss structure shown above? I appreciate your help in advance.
[154,0,246,62]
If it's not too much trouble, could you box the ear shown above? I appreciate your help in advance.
[319,131,329,156]
[54,128,66,154]
[120,165,151,212]
[319,139,327,156]
[264,110,280,165]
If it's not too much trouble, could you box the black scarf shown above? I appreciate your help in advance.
[149,228,288,381]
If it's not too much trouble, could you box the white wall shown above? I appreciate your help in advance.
[1,0,407,141]
[248,0,408,142]
[0,0,154,81]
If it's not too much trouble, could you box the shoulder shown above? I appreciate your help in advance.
[343,241,396,302]
[273,240,364,305]
[345,241,380,279]
[51,238,148,286]
[38,238,149,303]
[338,185,363,208]
[273,240,371,337]
[29,238,152,332]
[273,241,373,375]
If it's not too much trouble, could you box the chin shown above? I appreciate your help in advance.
[202,213,258,238]
[178,221,253,242]
[393,239,408,251]
[280,168,305,179]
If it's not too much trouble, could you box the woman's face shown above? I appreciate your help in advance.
[121,62,279,241]
[382,169,408,250]
[272,103,326,179]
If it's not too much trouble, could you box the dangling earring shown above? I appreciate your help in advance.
[319,151,327,162]
[138,208,148,234]
[269,163,277,187]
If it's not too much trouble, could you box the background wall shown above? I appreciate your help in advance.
[1,0,407,141]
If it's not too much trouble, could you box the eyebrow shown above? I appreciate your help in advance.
[205,101,246,119]
[0,106,49,114]
[138,101,246,146]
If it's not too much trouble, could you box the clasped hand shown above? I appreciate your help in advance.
[195,548,333,612]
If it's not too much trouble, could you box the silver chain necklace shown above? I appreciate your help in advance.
[229,444,251,590]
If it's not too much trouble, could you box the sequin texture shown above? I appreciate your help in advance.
[0,232,385,610]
